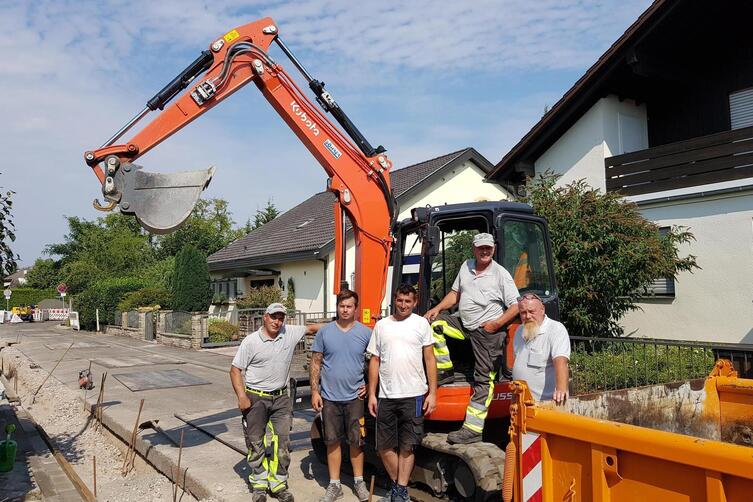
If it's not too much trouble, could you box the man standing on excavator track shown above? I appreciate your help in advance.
[230,303,322,502]
[424,233,520,445]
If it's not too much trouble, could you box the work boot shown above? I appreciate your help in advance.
[319,483,343,502]
[274,489,294,502]
[252,490,267,502]
[447,427,482,445]
[437,369,455,386]
[353,479,370,502]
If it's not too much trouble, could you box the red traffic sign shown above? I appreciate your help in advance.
[56,283,68,294]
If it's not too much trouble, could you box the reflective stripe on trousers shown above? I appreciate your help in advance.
[431,318,467,371]
[463,370,496,433]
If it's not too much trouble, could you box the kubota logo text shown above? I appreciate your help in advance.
[291,101,320,136]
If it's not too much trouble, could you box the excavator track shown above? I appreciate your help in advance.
[416,432,505,501]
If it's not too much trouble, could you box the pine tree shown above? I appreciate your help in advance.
[172,245,212,312]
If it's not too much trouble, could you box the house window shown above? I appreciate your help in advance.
[646,227,675,296]
[729,87,753,129]
[211,279,238,299]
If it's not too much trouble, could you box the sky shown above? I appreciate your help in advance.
[1,0,652,266]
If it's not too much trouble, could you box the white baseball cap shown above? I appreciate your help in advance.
[473,233,495,247]
[265,303,286,315]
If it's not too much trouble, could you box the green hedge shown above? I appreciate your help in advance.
[207,318,239,343]
[117,287,173,312]
[77,277,147,330]
[4,288,57,309]
[570,343,716,395]
[236,285,283,309]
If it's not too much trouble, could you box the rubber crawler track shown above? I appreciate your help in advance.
[420,432,506,501]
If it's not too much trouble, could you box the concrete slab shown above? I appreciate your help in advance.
[113,369,211,392]
[175,408,316,454]
[92,355,185,368]
[45,342,110,350]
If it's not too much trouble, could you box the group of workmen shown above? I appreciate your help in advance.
[229,233,571,502]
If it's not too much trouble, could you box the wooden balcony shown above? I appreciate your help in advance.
[605,125,753,196]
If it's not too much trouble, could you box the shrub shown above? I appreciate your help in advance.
[5,288,57,309]
[522,173,698,337]
[207,318,239,343]
[569,343,716,395]
[77,277,147,330]
[236,285,283,309]
[172,245,211,313]
[117,287,172,312]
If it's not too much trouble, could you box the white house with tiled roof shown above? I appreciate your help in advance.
[208,148,510,313]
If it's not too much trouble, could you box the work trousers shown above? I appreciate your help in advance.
[242,392,292,493]
[432,313,504,433]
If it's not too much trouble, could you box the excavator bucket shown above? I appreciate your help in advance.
[111,163,215,234]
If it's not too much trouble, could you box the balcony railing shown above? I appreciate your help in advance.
[605,125,753,196]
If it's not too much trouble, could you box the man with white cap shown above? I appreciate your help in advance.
[424,232,520,444]
[230,303,323,502]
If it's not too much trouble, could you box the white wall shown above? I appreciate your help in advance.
[326,160,511,311]
[277,260,326,313]
[620,192,753,343]
[534,96,647,191]
[530,95,753,344]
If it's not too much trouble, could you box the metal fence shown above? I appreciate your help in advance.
[127,310,139,328]
[163,311,193,335]
[568,336,753,395]
[111,310,122,326]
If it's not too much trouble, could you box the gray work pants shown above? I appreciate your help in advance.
[242,392,292,493]
[436,313,505,433]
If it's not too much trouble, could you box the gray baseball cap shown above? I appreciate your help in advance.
[265,303,287,315]
[473,233,495,247]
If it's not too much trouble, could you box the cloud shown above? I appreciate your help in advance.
[0,0,652,265]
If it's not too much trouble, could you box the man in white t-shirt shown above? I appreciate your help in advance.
[512,293,570,403]
[367,284,437,502]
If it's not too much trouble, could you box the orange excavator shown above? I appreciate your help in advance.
[82,18,560,500]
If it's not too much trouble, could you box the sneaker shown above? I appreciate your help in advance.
[319,483,343,502]
[252,490,267,502]
[274,489,294,502]
[377,483,397,502]
[447,427,482,445]
[353,480,370,502]
[393,485,410,502]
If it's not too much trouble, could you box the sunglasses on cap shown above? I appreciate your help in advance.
[517,292,543,303]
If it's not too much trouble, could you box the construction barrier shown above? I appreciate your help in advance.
[46,308,69,321]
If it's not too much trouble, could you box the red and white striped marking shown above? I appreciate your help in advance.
[521,432,542,502]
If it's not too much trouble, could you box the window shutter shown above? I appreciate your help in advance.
[646,227,675,296]
[729,87,753,129]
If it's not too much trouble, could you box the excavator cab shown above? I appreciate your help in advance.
[391,201,559,319]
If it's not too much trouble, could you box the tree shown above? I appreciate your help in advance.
[0,172,18,276]
[522,173,699,337]
[26,258,61,289]
[46,214,155,293]
[172,245,212,312]
[156,198,242,258]
[252,198,280,230]
[284,277,296,311]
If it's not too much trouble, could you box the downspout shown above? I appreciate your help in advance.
[318,257,328,313]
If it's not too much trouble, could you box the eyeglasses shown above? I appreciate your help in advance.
[517,292,543,303]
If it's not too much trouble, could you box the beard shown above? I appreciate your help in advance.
[522,319,541,342]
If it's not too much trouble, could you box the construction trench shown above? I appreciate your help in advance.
[0,321,421,502]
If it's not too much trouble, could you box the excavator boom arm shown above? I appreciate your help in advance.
[83,18,395,324]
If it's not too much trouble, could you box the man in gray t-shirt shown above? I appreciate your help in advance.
[424,233,520,445]
[230,303,322,502]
